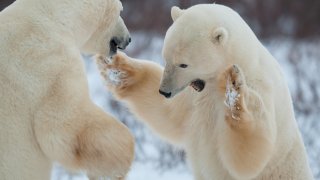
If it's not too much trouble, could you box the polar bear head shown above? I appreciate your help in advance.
[82,16,131,57]
[31,0,131,57]
[159,4,259,98]
[78,0,131,57]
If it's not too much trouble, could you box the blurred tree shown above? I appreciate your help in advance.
[245,0,320,38]
[121,0,174,35]
[121,0,320,39]
[2,0,319,38]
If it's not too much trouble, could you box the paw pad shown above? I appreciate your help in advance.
[224,64,245,121]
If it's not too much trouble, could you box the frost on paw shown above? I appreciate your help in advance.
[225,76,241,120]
[107,69,126,86]
[224,65,244,121]
[225,76,240,108]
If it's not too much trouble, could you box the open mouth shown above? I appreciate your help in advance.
[190,79,206,92]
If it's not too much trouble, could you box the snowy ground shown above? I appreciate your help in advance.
[52,162,192,180]
[52,34,320,179]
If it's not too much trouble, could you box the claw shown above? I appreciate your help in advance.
[224,100,229,107]
[232,64,240,73]
[104,57,112,64]
[231,113,240,120]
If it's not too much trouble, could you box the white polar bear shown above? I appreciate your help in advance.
[96,4,314,180]
[0,0,134,179]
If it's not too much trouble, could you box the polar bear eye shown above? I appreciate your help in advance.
[179,64,188,68]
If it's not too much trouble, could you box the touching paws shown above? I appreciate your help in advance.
[96,52,138,90]
[220,65,247,124]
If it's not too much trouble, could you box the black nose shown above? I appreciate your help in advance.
[124,37,131,48]
[110,37,131,52]
[159,90,171,98]
[110,38,118,56]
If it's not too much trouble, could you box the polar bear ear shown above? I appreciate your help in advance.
[211,27,228,45]
[171,6,185,22]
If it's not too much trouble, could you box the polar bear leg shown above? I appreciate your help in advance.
[35,100,134,179]
[71,105,134,178]
[188,152,206,180]
[96,53,191,144]
[218,65,275,179]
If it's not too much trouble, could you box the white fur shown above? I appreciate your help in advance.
[101,4,314,180]
[0,0,134,179]
[159,4,314,179]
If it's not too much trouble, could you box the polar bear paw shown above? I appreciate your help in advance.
[222,65,247,122]
[96,53,135,89]
[107,69,127,86]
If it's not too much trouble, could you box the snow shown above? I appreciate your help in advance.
[224,75,242,120]
[128,163,191,180]
[225,76,240,109]
[51,162,192,180]
[265,39,320,178]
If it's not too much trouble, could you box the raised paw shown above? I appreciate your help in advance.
[96,52,138,89]
[221,65,247,122]
[96,55,113,81]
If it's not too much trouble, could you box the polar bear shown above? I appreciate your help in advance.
[0,0,134,179]
[96,4,314,180]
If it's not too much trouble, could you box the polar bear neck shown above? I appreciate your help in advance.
[12,0,122,48]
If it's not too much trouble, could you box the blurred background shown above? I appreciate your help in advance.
[1,0,320,179]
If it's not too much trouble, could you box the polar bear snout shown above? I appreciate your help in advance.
[112,36,131,50]
[110,36,131,55]
[108,17,131,56]
[159,90,172,98]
